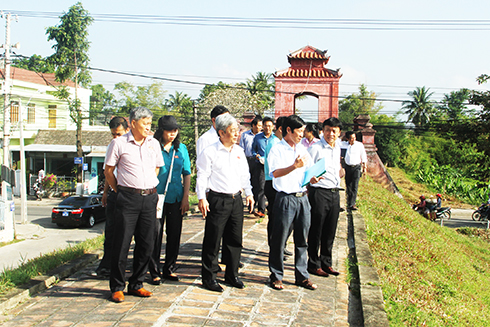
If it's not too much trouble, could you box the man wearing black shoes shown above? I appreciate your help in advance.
[307,117,343,278]
[196,113,254,292]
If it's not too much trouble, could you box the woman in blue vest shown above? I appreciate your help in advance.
[149,115,191,284]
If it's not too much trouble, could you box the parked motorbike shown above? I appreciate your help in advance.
[435,207,451,220]
[32,182,44,201]
[472,203,490,221]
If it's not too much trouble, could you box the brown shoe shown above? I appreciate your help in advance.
[295,279,317,290]
[128,288,152,297]
[308,267,329,277]
[324,266,340,276]
[111,291,124,303]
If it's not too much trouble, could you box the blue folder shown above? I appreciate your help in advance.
[302,157,326,187]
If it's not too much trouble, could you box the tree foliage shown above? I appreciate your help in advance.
[12,54,55,73]
[46,2,93,88]
[402,86,435,127]
[114,81,168,126]
[338,84,383,126]
[90,84,117,125]
[244,71,275,114]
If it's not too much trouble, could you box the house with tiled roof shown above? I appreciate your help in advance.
[1,66,109,194]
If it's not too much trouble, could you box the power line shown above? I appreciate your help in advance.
[4,11,490,31]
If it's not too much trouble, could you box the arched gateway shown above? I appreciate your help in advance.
[274,46,342,122]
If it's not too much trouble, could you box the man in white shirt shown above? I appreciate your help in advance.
[196,113,254,292]
[196,105,230,158]
[267,115,317,291]
[307,117,343,277]
[341,131,367,210]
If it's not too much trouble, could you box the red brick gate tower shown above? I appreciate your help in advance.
[273,46,342,121]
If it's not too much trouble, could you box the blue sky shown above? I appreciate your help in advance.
[2,0,489,119]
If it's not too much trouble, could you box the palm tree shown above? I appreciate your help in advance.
[246,72,275,115]
[402,86,435,127]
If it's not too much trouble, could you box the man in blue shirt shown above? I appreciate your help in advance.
[251,116,274,217]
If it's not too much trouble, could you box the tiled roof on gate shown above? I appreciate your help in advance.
[34,130,113,146]
[274,67,341,78]
[0,67,76,88]
[288,45,329,61]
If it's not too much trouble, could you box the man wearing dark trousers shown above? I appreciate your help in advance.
[197,113,254,292]
[95,116,129,278]
[307,117,343,277]
[341,131,367,210]
[251,116,274,217]
[105,107,164,303]
[267,115,317,291]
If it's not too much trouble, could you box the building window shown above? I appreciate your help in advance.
[27,104,35,124]
[48,105,57,128]
[10,101,19,123]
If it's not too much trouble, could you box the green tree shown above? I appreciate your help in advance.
[46,2,93,88]
[371,114,408,167]
[12,54,55,73]
[435,89,473,121]
[338,84,383,126]
[45,2,93,182]
[114,81,168,126]
[244,72,275,114]
[90,84,116,125]
[402,86,435,127]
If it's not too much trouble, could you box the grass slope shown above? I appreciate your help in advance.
[358,176,490,326]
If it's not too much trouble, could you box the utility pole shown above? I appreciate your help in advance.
[2,13,12,173]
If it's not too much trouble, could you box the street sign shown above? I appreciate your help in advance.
[83,163,88,171]
[74,157,83,164]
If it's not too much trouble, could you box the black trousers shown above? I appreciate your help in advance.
[264,180,276,245]
[149,201,183,279]
[307,187,341,270]
[201,192,243,281]
[110,190,157,292]
[97,190,116,272]
[345,164,362,207]
[250,159,266,213]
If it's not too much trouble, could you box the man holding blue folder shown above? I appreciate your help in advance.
[307,117,343,277]
[267,115,317,291]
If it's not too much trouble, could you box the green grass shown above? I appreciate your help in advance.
[0,235,103,296]
[0,238,23,249]
[358,176,490,326]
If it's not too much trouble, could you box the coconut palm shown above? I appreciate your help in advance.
[402,86,435,127]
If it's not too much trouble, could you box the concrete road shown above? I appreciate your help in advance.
[1,197,105,271]
[435,208,489,229]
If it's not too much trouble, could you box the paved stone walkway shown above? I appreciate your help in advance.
[1,208,350,326]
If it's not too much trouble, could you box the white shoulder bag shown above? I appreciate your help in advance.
[156,149,175,218]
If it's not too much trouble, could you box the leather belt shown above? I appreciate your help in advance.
[118,185,157,196]
[281,191,307,198]
[326,188,343,192]
[209,190,242,199]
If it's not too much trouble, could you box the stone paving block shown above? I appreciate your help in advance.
[181,298,215,308]
[186,291,220,302]
[251,314,290,326]
[173,306,210,316]
[165,315,207,325]
[221,296,256,306]
[256,301,296,315]
[204,319,245,326]
[217,301,254,313]
[210,310,250,321]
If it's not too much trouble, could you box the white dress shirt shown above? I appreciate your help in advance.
[268,139,312,194]
[341,140,367,166]
[308,137,341,189]
[196,141,253,200]
[196,126,219,158]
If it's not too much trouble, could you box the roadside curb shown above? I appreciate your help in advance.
[0,252,100,315]
[350,211,390,327]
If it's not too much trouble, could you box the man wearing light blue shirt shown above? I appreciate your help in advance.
[307,117,343,277]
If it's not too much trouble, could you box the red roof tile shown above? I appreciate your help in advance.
[0,67,76,88]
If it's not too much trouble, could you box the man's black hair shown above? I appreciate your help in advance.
[305,123,320,139]
[251,115,263,126]
[262,116,274,125]
[282,114,305,137]
[109,116,128,130]
[210,105,230,119]
[275,116,287,129]
[345,130,356,139]
[322,117,343,129]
